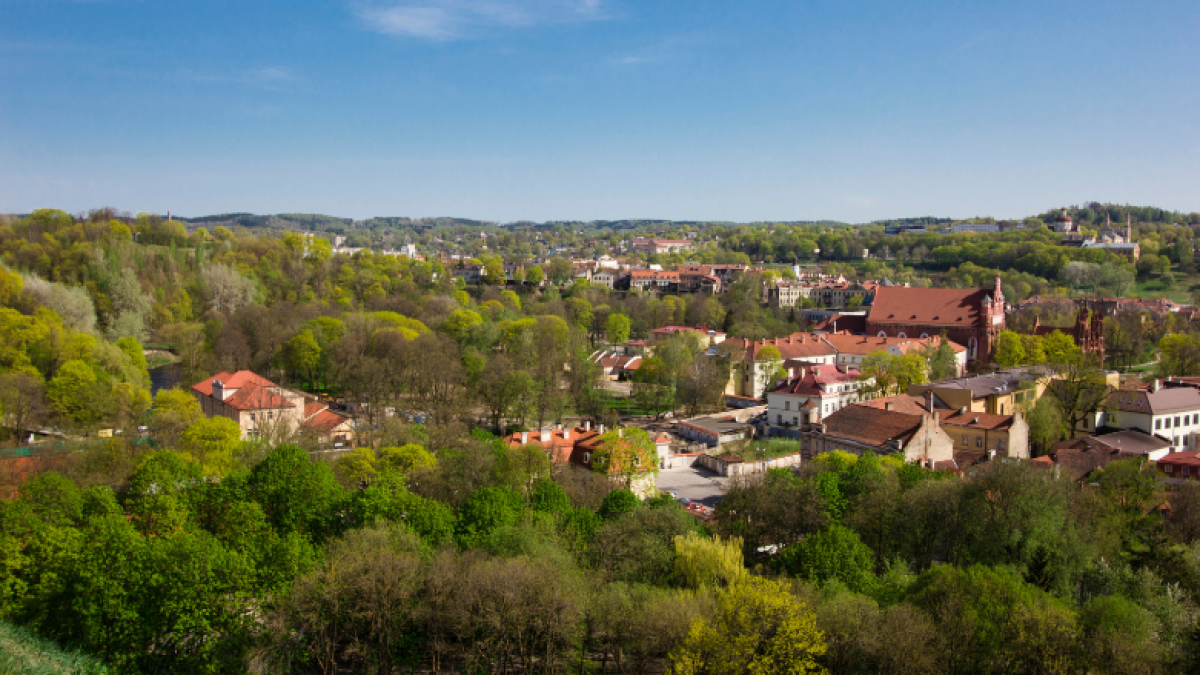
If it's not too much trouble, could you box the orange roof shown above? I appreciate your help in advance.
[302,408,351,433]
[193,371,297,410]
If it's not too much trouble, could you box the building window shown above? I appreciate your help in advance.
[250,413,256,422]
[1176,416,1181,427]
[998,439,1006,450]
[963,434,969,446]
[1165,465,1174,473]
[1184,467,1191,477]
[785,401,790,410]
[1156,419,1162,429]
[976,436,982,448]
[583,452,592,464]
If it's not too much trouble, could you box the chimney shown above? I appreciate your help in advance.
[212,379,228,401]
[540,429,551,442]
[563,428,570,440]
[885,401,894,411]
[617,428,624,438]
[598,424,605,434]
[1153,379,1161,393]
[585,420,591,431]
[521,431,529,444]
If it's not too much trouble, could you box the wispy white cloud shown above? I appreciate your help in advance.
[605,35,699,67]
[188,66,298,91]
[354,0,606,41]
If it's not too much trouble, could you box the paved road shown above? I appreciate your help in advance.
[657,465,729,508]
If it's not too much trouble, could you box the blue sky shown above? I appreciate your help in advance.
[1,0,1197,222]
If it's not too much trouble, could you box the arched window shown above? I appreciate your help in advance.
[897,332,907,338]
[920,333,930,339]
[877,331,886,337]
[968,337,978,359]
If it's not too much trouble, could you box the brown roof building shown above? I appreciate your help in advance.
[781,403,955,466]
[866,276,1006,364]
[1157,450,1200,482]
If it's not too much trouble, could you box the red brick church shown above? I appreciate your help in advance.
[866,276,1006,364]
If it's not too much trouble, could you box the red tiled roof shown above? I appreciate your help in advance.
[769,364,860,398]
[726,333,836,362]
[302,408,351,433]
[194,371,275,397]
[868,286,988,327]
[194,372,299,411]
[1158,450,1200,467]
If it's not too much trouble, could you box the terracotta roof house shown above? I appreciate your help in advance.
[193,371,355,443]
[866,276,1006,363]
[766,364,867,428]
[504,423,660,497]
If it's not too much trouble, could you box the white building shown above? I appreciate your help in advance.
[766,364,869,429]
[1100,381,1200,459]
[951,222,1000,234]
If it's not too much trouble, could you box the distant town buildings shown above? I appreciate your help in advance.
[950,222,1000,234]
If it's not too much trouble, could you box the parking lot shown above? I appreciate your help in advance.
[656,464,729,509]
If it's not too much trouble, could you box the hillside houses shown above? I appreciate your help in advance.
[723,332,967,398]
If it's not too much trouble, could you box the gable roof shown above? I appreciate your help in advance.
[820,405,928,448]
[1158,450,1200,467]
[193,371,298,411]
[1108,386,1200,415]
[868,286,987,327]
[769,364,861,398]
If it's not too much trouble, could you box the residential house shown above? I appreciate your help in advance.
[589,351,642,381]
[766,364,867,429]
[858,393,1030,459]
[453,264,484,285]
[629,269,680,292]
[192,371,355,443]
[907,367,1049,417]
[1051,428,1171,470]
[1157,450,1200,482]
[722,333,838,398]
[502,423,659,497]
[789,404,956,466]
[1101,380,1200,454]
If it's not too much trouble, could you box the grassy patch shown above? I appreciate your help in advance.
[722,438,803,462]
[0,621,109,674]
[1131,268,1195,303]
